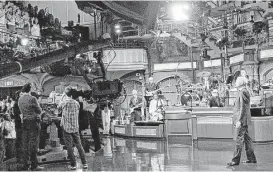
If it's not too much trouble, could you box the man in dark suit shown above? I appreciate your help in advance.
[129,90,143,122]
[227,77,257,166]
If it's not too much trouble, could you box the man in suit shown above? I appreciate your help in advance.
[18,83,44,171]
[227,77,257,166]
[129,90,143,122]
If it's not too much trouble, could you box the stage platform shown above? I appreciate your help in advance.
[113,106,273,142]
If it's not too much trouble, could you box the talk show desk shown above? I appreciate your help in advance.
[113,106,273,142]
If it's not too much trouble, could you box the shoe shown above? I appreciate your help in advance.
[31,166,44,171]
[227,162,239,166]
[83,164,88,169]
[242,160,257,163]
[71,166,77,170]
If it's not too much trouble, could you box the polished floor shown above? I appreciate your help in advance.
[29,136,273,171]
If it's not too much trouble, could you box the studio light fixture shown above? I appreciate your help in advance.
[21,38,29,46]
[171,4,189,21]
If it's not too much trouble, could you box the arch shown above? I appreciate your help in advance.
[156,74,190,85]
[260,64,273,83]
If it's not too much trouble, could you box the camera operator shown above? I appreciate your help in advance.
[71,89,102,153]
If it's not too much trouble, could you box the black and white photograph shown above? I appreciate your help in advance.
[0,0,273,171]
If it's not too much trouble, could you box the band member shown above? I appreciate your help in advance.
[129,90,143,122]
[145,76,159,107]
[145,76,159,96]
[149,93,165,121]
[208,89,223,107]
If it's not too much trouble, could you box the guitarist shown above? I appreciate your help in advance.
[145,76,159,107]
[129,90,143,122]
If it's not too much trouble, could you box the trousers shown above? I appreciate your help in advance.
[21,120,40,169]
[102,111,110,134]
[63,130,86,167]
[232,125,256,163]
[4,138,16,160]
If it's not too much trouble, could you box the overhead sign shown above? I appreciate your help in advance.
[230,54,244,64]
[0,79,25,87]
[260,49,273,59]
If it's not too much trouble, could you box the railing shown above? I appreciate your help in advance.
[113,41,145,49]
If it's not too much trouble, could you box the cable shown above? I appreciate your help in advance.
[105,42,116,72]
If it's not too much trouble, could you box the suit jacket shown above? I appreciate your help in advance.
[233,88,251,126]
[129,97,142,111]
[18,93,42,121]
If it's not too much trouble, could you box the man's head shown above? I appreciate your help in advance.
[64,86,73,97]
[240,69,246,77]
[21,83,31,93]
[235,76,247,89]
[132,90,138,98]
[211,89,218,97]
[148,77,154,83]
[153,93,159,100]
[4,113,11,121]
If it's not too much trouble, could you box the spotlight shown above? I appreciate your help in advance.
[172,4,189,21]
[115,29,121,34]
[21,38,29,46]
[114,24,121,29]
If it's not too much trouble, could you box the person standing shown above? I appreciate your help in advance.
[58,86,87,170]
[129,90,143,122]
[227,77,257,166]
[145,76,159,96]
[18,83,44,171]
[2,113,16,160]
[101,102,111,135]
[89,104,102,152]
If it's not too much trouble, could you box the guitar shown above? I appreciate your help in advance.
[129,103,143,114]
[145,84,171,96]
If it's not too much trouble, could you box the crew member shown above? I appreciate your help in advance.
[58,86,88,170]
[129,90,143,122]
[18,83,44,171]
[149,93,165,121]
[101,102,111,135]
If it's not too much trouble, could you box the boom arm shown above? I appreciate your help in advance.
[0,40,111,79]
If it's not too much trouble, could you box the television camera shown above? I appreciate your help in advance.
[74,48,125,104]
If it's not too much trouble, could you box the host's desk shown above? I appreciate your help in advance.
[164,106,273,142]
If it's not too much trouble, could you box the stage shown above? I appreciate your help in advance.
[113,106,273,142]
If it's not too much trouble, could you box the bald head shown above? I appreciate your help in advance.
[235,77,248,89]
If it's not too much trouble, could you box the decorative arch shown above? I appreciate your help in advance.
[260,64,273,83]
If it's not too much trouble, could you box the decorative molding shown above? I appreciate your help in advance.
[260,49,273,59]
[204,59,222,68]
[154,62,197,71]
[230,54,244,64]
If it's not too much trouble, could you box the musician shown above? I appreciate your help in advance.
[145,76,159,107]
[145,76,159,95]
[208,89,222,107]
[149,93,165,121]
[129,90,143,122]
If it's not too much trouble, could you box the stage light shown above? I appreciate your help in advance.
[114,24,121,29]
[115,29,121,34]
[172,4,189,21]
[21,38,29,46]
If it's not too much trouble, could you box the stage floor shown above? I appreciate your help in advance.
[17,136,273,171]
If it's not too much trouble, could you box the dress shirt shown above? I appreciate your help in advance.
[59,97,80,133]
